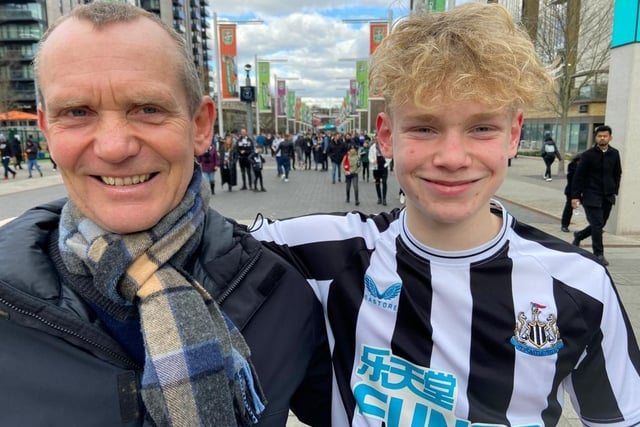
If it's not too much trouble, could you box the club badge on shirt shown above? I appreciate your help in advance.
[511,302,563,356]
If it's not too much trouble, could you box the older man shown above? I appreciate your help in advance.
[0,2,329,426]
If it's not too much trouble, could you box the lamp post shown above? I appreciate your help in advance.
[212,13,263,136]
[240,64,255,137]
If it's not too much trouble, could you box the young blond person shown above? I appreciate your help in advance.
[251,4,640,426]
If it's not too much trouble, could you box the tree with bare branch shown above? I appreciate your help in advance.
[534,0,613,176]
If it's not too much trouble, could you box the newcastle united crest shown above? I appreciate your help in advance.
[511,302,564,356]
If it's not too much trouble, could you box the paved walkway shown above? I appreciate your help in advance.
[1,155,638,427]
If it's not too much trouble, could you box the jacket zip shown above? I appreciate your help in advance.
[0,294,139,370]
[216,249,262,304]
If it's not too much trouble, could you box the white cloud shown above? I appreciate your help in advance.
[210,0,476,108]
[212,1,411,108]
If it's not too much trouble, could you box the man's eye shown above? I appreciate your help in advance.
[140,106,159,114]
[66,109,88,117]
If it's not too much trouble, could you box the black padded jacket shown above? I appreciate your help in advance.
[0,199,330,427]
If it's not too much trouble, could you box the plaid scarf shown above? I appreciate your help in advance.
[58,167,266,426]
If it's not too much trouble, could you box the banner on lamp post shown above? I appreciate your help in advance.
[424,0,446,12]
[369,22,388,55]
[218,24,239,100]
[349,80,358,116]
[356,60,369,111]
[257,61,271,113]
[276,80,287,117]
[369,22,387,99]
[287,90,296,120]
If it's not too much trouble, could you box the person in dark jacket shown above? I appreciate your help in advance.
[540,131,561,181]
[220,134,238,192]
[571,125,622,266]
[25,135,44,178]
[560,153,581,232]
[0,3,330,426]
[327,133,347,184]
[236,128,254,190]
[9,134,23,170]
[0,134,17,179]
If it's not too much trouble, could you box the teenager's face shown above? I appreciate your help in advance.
[377,100,521,230]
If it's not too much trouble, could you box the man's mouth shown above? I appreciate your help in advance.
[100,174,152,186]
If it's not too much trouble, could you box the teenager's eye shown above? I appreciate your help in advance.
[414,127,436,134]
[474,126,493,133]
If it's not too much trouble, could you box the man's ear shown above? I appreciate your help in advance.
[194,96,216,155]
[376,112,393,158]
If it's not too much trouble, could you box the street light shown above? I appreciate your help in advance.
[240,63,256,137]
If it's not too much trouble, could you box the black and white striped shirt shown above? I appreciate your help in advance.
[251,202,640,427]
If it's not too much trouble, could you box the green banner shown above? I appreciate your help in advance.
[356,60,369,111]
[287,90,295,120]
[257,61,271,112]
[425,0,446,12]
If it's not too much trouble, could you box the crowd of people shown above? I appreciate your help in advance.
[0,133,46,180]
[199,127,401,207]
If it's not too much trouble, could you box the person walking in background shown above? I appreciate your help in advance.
[369,136,389,205]
[196,137,219,195]
[25,135,43,178]
[0,3,330,425]
[0,134,17,180]
[303,133,313,170]
[571,125,622,266]
[9,134,23,170]
[327,133,347,184]
[236,127,254,190]
[313,134,323,171]
[271,132,283,176]
[278,133,294,182]
[321,131,329,171]
[220,135,238,191]
[342,143,362,205]
[359,140,370,182]
[250,146,267,192]
[540,131,561,181]
[250,4,640,426]
[560,153,581,232]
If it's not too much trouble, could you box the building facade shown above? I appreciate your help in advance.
[501,0,613,154]
[0,1,45,113]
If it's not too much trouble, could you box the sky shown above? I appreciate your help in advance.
[212,0,474,108]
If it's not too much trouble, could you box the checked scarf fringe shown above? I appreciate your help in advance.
[58,166,266,426]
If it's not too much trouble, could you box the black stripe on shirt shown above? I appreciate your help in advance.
[467,245,516,424]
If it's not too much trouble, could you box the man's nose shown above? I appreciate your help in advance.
[93,115,141,162]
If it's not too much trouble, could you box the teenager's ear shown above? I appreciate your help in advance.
[376,112,393,158]
[509,110,524,156]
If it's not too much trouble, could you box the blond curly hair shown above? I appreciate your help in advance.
[370,3,553,114]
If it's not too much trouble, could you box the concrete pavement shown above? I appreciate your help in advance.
[1,155,638,427]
